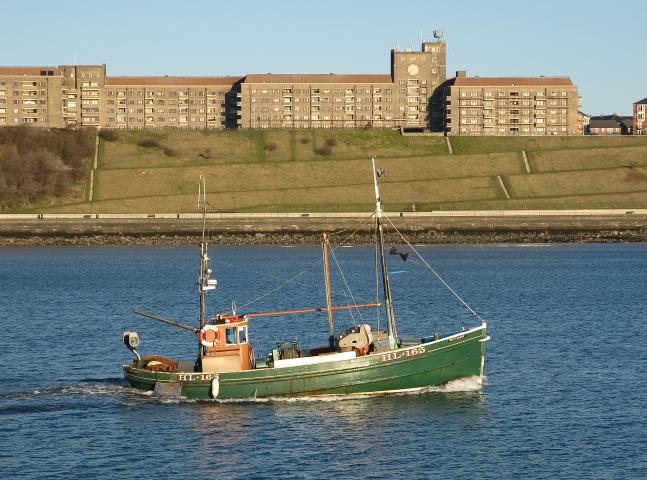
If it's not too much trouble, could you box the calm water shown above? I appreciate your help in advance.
[1,243,646,479]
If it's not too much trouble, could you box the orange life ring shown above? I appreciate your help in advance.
[199,325,220,347]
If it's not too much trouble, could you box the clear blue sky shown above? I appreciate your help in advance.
[1,0,644,115]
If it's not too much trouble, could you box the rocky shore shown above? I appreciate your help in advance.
[1,229,645,246]
[1,213,646,246]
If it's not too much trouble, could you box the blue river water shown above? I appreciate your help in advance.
[0,243,646,479]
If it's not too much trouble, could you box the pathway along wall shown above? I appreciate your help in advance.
[0,212,646,245]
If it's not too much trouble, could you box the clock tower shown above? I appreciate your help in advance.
[391,37,446,130]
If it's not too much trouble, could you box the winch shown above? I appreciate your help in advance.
[334,324,374,355]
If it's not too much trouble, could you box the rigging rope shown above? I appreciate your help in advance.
[328,213,374,239]
[237,257,323,310]
[212,259,318,291]
[328,246,365,325]
[238,213,374,310]
[383,213,485,324]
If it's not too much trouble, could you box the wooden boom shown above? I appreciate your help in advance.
[241,303,381,319]
[133,308,199,333]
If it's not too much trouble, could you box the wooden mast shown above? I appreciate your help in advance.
[321,233,334,343]
[371,157,398,349]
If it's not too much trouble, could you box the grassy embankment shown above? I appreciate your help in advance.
[13,130,647,213]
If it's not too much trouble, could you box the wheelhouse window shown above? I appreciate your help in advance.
[238,326,247,344]
[226,327,237,345]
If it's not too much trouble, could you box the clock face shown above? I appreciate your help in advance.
[407,64,419,75]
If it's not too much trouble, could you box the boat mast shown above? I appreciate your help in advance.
[371,157,398,349]
[321,233,334,344]
[198,176,209,360]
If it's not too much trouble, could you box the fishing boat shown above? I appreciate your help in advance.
[122,158,490,399]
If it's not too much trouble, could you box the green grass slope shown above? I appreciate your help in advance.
[23,130,647,213]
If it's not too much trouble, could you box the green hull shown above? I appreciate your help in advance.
[123,324,488,400]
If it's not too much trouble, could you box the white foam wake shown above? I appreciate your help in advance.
[208,375,485,403]
[433,375,484,393]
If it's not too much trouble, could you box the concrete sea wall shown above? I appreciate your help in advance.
[1,210,646,245]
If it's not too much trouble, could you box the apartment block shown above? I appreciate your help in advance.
[0,67,65,127]
[238,41,446,130]
[101,76,242,130]
[59,64,107,127]
[1,36,584,135]
[444,74,580,136]
[239,74,395,129]
[633,98,647,135]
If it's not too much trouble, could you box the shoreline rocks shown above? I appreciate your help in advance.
[1,229,645,247]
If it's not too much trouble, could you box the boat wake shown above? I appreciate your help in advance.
[0,378,132,402]
[0,379,155,416]
[0,376,485,409]
[209,376,486,404]
[434,375,484,393]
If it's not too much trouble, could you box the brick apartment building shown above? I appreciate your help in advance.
[238,41,446,130]
[0,38,581,135]
[443,73,581,136]
[633,97,647,135]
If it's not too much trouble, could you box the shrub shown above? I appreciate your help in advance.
[314,144,332,156]
[300,137,310,144]
[265,142,277,152]
[324,138,337,147]
[0,127,94,207]
[98,130,119,141]
[0,146,69,205]
[138,138,161,149]
[198,149,211,159]
[163,147,176,157]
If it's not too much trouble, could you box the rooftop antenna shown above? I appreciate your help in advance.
[433,30,444,42]
[421,28,424,44]
[74,49,77,65]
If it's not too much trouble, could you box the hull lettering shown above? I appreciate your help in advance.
[380,346,425,363]
[176,373,213,382]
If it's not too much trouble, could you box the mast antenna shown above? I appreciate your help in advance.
[197,175,214,361]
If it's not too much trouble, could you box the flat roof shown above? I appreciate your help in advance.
[453,76,573,87]
[105,76,243,86]
[243,73,393,84]
[0,67,62,76]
